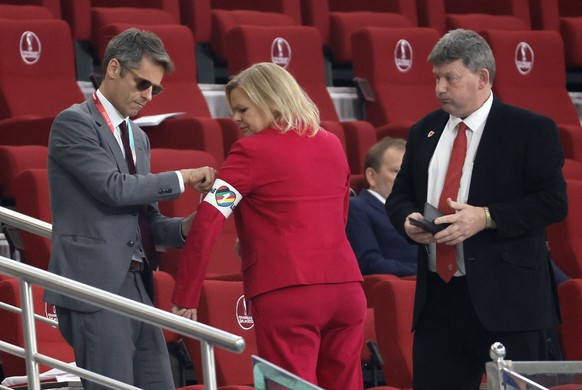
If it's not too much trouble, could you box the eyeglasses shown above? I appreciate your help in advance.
[126,68,164,96]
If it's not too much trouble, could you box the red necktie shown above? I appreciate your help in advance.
[119,121,159,270]
[436,122,468,282]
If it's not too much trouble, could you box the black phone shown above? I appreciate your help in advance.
[408,202,450,235]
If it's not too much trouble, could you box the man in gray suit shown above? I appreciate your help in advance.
[44,28,215,389]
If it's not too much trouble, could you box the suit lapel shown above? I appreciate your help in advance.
[361,190,385,214]
[87,98,129,173]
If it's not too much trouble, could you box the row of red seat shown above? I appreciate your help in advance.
[1,17,581,169]
[3,271,582,388]
[0,0,581,85]
[0,18,378,178]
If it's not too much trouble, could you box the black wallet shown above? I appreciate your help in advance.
[408,202,451,235]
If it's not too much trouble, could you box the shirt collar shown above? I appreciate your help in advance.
[96,89,128,128]
[366,189,387,204]
[449,91,494,133]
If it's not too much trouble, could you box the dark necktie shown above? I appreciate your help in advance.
[436,122,468,282]
[119,120,159,270]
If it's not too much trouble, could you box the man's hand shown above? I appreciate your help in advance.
[172,304,197,321]
[433,199,488,245]
[180,167,216,193]
[180,212,196,237]
[405,212,438,244]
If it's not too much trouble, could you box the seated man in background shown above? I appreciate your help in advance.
[346,137,418,276]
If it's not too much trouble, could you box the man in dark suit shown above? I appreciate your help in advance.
[44,29,215,389]
[346,137,417,276]
[386,29,567,390]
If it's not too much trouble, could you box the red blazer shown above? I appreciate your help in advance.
[173,128,363,307]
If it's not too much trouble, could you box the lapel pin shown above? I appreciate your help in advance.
[428,131,435,137]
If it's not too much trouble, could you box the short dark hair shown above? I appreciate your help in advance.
[102,28,174,75]
[364,137,406,173]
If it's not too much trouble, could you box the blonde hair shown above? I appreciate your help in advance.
[225,62,321,136]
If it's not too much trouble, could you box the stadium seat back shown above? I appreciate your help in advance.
[558,279,582,360]
[0,19,82,120]
[0,278,75,377]
[184,280,256,387]
[90,0,180,48]
[0,3,56,20]
[93,11,177,59]
[444,0,531,31]
[13,169,52,270]
[225,24,381,174]
[152,270,180,342]
[302,0,418,47]
[0,116,54,148]
[371,278,415,389]
[226,25,333,117]
[562,159,582,180]
[529,0,582,67]
[0,145,48,202]
[351,27,440,129]
[483,29,581,127]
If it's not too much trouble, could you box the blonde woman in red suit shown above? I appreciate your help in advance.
[172,62,365,389]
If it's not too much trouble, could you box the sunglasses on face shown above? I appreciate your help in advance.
[126,68,164,96]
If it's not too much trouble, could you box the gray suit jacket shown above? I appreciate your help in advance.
[44,96,184,312]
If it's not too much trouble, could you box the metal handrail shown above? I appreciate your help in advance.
[0,206,245,390]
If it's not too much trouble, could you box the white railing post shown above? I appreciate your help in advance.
[18,279,41,390]
[200,340,218,390]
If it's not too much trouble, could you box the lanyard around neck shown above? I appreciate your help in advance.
[92,92,136,153]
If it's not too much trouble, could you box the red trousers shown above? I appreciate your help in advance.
[251,282,366,390]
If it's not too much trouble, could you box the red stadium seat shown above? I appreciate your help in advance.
[547,180,582,279]
[482,29,582,163]
[178,0,301,83]
[60,0,180,52]
[529,0,582,69]
[370,278,415,389]
[351,27,441,141]
[558,278,582,360]
[301,0,417,65]
[484,30,578,125]
[13,169,52,270]
[350,173,367,196]
[0,145,48,203]
[0,278,75,377]
[211,10,296,64]
[98,24,225,165]
[417,0,531,36]
[0,19,82,119]
[0,3,56,20]
[0,19,82,147]
[563,159,582,180]
[224,24,377,174]
[0,117,55,148]
[361,274,400,373]
[0,0,88,41]
[152,270,180,343]
[182,280,255,389]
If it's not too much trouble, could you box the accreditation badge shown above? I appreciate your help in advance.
[204,178,242,218]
